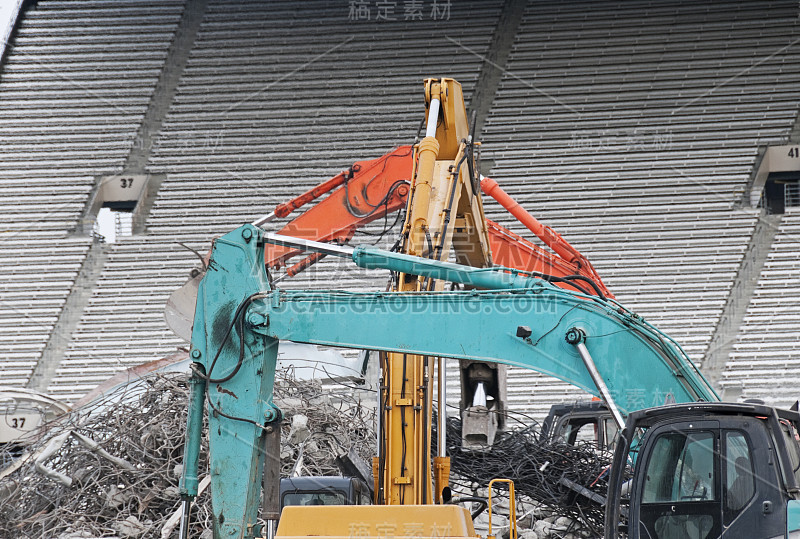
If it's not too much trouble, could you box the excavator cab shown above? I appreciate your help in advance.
[541,400,617,451]
[605,402,800,539]
[279,477,372,510]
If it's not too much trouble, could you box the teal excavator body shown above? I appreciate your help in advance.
[179,224,718,538]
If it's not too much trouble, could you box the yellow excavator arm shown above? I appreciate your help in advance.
[379,78,502,507]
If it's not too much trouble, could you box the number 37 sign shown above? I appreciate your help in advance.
[100,174,148,203]
[1,413,41,443]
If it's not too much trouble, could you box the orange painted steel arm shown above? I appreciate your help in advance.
[487,220,579,278]
[480,176,611,297]
[481,176,583,265]
[485,220,613,299]
[265,146,413,268]
[265,147,611,298]
[274,171,350,219]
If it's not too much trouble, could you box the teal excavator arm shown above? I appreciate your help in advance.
[179,224,718,539]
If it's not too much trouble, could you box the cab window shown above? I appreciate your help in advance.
[571,421,597,444]
[639,431,717,539]
[642,431,716,503]
[723,431,754,524]
[780,421,800,486]
[282,490,347,507]
[603,417,619,449]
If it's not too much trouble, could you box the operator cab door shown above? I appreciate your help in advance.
[630,417,785,539]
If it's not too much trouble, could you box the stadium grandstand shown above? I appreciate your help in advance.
[0,0,798,421]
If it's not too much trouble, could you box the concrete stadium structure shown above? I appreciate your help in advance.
[0,0,798,420]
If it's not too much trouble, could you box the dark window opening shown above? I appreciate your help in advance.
[90,174,147,242]
[642,431,716,503]
[762,174,800,215]
[639,430,719,539]
[723,431,755,525]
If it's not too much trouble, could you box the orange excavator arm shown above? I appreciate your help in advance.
[262,146,412,277]
[261,147,612,298]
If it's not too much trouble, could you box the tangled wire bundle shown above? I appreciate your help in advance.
[446,418,612,537]
[0,371,376,539]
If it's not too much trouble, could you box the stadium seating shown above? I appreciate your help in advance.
[44,0,506,401]
[720,208,800,405]
[47,237,197,398]
[0,0,185,186]
[0,0,183,390]
[0,0,798,421]
[145,0,504,237]
[0,238,90,386]
[478,0,800,412]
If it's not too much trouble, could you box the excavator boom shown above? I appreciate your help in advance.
[180,224,717,538]
[254,78,613,510]
[261,147,612,298]
[261,146,413,275]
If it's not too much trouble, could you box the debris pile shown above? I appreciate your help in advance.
[446,418,612,538]
[0,375,199,538]
[0,371,611,539]
[276,370,376,478]
[0,371,376,539]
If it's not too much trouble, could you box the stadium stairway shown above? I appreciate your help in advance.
[720,208,800,405]
[0,0,184,388]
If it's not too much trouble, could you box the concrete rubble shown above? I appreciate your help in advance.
[0,371,608,538]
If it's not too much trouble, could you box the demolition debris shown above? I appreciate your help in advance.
[0,371,611,538]
[0,371,376,539]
